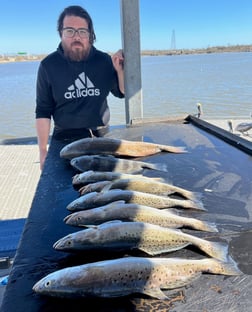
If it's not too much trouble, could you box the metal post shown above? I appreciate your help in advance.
[120,0,143,125]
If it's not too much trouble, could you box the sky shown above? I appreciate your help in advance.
[1,0,252,54]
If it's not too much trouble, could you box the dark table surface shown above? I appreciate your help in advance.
[1,120,252,312]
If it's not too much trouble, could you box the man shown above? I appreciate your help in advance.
[35,5,124,170]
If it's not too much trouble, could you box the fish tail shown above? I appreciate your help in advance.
[197,239,229,261]
[184,199,206,211]
[185,191,203,202]
[205,257,242,275]
[147,162,168,172]
[195,220,219,232]
[223,256,243,275]
[160,145,188,153]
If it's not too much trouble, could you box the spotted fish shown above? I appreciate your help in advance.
[64,200,217,232]
[33,256,241,299]
[66,189,205,211]
[54,221,227,260]
[72,170,165,187]
[78,178,201,202]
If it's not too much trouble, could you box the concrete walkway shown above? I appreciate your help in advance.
[0,145,41,220]
[0,144,41,306]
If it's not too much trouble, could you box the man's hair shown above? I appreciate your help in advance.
[57,5,96,44]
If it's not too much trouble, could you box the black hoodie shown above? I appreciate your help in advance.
[35,44,124,131]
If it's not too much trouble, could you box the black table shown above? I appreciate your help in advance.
[2,120,252,311]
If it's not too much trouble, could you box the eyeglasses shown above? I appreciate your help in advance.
[62,27,90,39]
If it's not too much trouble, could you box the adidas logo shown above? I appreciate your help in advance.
[64,72,100,99]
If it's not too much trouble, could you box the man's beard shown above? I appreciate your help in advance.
[63,42,90,61]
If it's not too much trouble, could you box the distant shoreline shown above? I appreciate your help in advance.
[140,44,252,56]
[1,44,251,63]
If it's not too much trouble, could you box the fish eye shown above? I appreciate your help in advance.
[45,280,51,288]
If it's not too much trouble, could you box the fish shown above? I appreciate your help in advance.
[60,137,187,159]
[70,155,167,174]
[32,256,242,299]
[64,200,217,232]
[66,189,205,211]
[72,170,165,187]
[53,221,227,260]
[79,177,201,202]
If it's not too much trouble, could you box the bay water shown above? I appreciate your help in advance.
[0,52,251,140]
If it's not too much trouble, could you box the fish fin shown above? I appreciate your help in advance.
[139,238,190,256]
[199,240,229,261]
[147,177,166,182]
[99,220,124,226]
[128,174,165,182]
[176,146,188,153]
[223,256,243,275]
[163,208,180,215]
[206,257,243,275]
[107,200,126,205]
[189,199,206,211]
[179,191,203,202]
[79,185,88,195]
[199,221,218,233]
[160,145,188,154]
[83,224,99,229]
[86,221,123,229]
[142,287,169,300]
[97,154,115,159]
[101,182,113,192]
[191,191,203,202]
[81,222,123,228]
[163,272,202,290]
[146,162,168,172]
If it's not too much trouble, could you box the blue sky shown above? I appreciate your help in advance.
[1,0,252,54]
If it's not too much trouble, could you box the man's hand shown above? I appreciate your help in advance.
[112,49,124,94]
[112,49,124,73]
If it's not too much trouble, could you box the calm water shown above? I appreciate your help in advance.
[0,52,252,140]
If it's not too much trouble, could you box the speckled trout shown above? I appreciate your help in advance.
[60,137,187,159]
[78,178,201,202]
[72,170,165,187]
[70,155,168,174]
[33,256,242,299]
[66,189,205,211]
[54,221,227,260]
[64,200,217,232]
